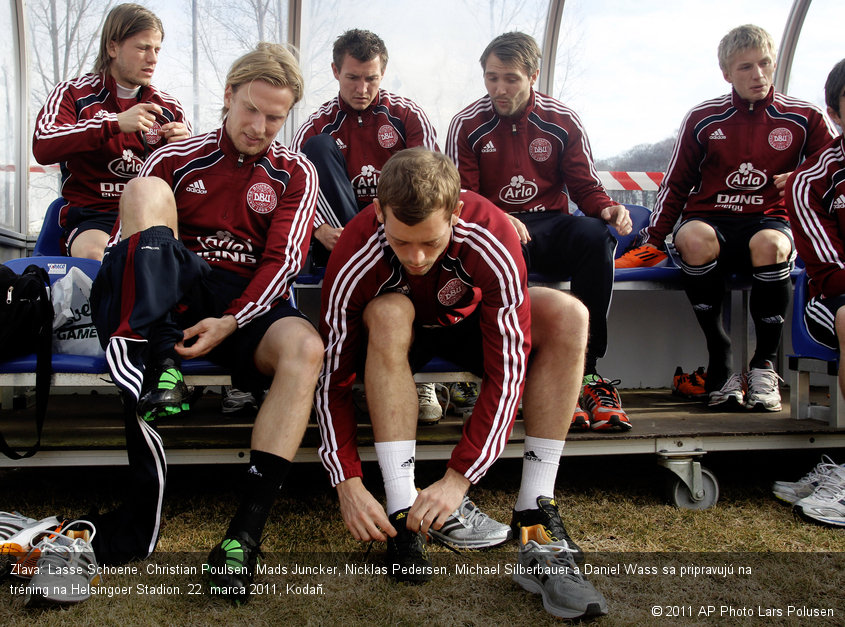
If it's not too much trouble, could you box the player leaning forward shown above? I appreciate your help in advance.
[89,43,322,605]
[315,148,608,619]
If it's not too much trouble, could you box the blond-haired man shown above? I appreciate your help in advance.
[89,43,321,605]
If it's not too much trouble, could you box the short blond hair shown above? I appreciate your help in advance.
[93,3,163,75]
[222,42,304,118]
[717,24,775,73]
[377,148,460,225]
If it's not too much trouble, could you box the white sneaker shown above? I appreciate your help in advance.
[793,466,845,527]
[707,372,746,409]
[417,383,443,424]
[24,520,100,605]
[0,514,61,576]
[746,367,783,412]
[429,496,512,549]
[773,455,844,505]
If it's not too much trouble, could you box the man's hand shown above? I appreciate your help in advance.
[773,172,792,198]
[506,213,531,244]
[314,224,343,251]
[174,314,238,359]
[160,121,190,144]
[337,477,395,542]
[407,468,470,537]
[601,204,632,236]
[116,102,163,134]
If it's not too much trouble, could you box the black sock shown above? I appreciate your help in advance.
[749,261,790,369]
[226,450,291,542]
[681,259,730,390]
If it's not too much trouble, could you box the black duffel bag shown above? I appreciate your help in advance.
[0,263,53,459]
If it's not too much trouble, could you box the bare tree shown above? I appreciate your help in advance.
[27,0,114,107]
[25,0,114,231]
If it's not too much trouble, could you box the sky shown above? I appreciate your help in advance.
[17,0,845,232]
[144,0,843,161]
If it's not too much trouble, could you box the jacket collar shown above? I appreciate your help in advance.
[216,125,272,166]
[338,89,384,117]
[731,85,774,112]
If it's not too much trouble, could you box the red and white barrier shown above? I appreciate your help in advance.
[0,164,61,174]
[599,171,664,191]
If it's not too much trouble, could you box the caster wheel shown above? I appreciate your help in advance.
[665,466,719,509]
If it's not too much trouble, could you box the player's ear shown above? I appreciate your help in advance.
[450,201,464,226]
[374,199,385,224]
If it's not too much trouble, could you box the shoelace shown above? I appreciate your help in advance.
[747,369,782,394]
[524,540,583,582]
[457,501,490,528]
[585,379,621,408]
[796,456,839,485]
[720,372,745,393]
[806,471,845,502]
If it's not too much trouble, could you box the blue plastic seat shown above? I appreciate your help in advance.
[33,198,66,257]
[790,269,839,362]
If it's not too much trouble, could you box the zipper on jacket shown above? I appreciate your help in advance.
[237,154,244,168]
[511,123,521,169]
[358,114,363,127]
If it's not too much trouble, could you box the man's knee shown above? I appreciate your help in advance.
[750,229,792,265]
[363,294,415,347]
[69,229,108,260]
[260,317,324,375]
[530,287,588,350]
[120,177,178,236]
[675,221,720,264]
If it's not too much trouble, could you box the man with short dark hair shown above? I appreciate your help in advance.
[292,29,448,442]
[622,24,836,412]
[291,28,438,258]
[316,148,608,620]
[33,3,190,260]
[90,43,322,606]
[447,31,632,432]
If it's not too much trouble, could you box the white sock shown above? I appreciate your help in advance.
[375,440,417,515]
[515,436,564,511]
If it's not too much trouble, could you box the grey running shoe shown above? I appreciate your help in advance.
[417,383,443,424]
[429,496,512,549]
[707,372,746,409]
[24,520,100,606]
[513,525,608,619]
[746,367,783,412]
[793,466,845,527]
[221,386,258,415]
[773,455,843,504]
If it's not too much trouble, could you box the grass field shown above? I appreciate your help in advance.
[1,449,843,626]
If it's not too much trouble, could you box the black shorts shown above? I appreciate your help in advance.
[64,206,118,255]
[355,309,485,380]
[675,215,794,272]
[178,268,309,393]
[804,294,845,351]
